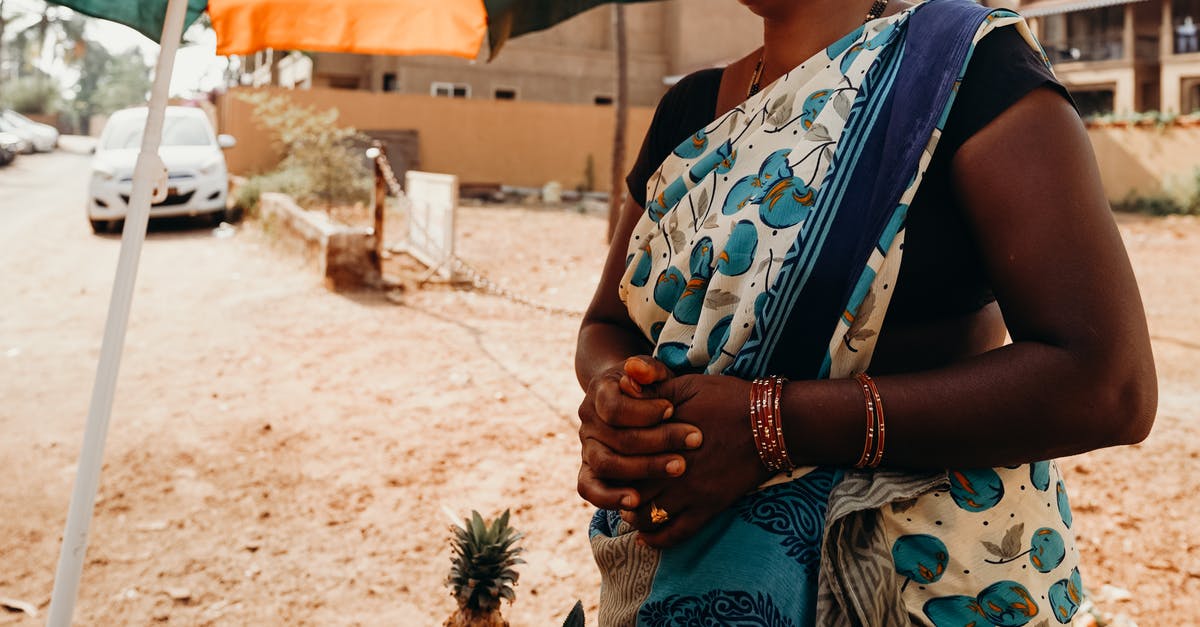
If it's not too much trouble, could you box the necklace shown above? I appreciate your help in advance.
[747,0,890,98]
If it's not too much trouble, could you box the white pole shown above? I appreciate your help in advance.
[46,0,190,624]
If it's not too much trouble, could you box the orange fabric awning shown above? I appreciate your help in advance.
[208,0,488,58]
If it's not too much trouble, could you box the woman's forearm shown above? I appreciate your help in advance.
[782,339,1157,470]
[575,319,653,391]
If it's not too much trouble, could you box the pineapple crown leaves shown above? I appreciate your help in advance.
[447,509,526,613]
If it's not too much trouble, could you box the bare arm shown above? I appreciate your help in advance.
[777,88,1157,469]
[574,195,657,390]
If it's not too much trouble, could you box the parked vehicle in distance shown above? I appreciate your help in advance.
[1,109,58,152]
[0,132,21,166]
[0,117,35,154]
[88,106,237,234]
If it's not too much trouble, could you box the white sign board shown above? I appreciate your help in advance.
[404,171,459,281]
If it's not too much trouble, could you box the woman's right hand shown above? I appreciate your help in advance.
[576,356,703,511]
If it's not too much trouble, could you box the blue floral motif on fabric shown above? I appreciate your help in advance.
[735,468,839,571]
[638,590,796,627]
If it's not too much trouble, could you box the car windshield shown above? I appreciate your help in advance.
[102,114,212,150]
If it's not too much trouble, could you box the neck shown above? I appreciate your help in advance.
[759,0,881,79]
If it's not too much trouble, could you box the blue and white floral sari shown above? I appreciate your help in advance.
[591,2,1084,625]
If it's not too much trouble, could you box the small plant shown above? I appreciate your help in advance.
[583,154,596,192]
[562,600,585,627]
[236,91,372,211]
[1113,191,1185,216]
[1112,168,1200,217]
[445,510,524,627]
[234,167,311,216]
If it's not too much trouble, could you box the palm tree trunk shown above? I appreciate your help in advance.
[607,3,628,243]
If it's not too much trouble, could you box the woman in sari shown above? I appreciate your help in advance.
[574,0,1157,625]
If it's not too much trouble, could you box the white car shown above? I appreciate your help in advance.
[1,109,58,152]
[88,106,236,234]
[0,131,22,166]
[0,117,35,154]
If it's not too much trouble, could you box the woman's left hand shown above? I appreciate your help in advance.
[622,374,774,549]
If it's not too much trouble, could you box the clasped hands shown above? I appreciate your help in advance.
[576,356,772,548]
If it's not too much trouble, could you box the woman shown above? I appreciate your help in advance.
[574,0,1157,624]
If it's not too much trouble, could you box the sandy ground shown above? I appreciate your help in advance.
[1,145,1198,625]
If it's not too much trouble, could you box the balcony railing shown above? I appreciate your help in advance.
[1046,37,1125,63]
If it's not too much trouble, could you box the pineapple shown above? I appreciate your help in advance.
[444,510,524,627]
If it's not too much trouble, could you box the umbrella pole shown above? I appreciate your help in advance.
[46,0,189,624]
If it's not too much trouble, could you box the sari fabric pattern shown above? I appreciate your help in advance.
[594,2,1081,625]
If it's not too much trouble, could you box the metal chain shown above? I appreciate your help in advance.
[377,151,405,198]
[374,152,585,318]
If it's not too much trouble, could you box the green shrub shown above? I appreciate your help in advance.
[1113,170,1200,216]
[1113,192,1186,216]
[236,91,372,211]
[234,167,312,216]
[1188,169,1200,216]
[1,74,60,114]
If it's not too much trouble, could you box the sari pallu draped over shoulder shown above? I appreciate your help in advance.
[593,1,1084,625]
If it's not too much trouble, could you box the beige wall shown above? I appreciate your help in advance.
[1162,53,1200,112]
[664,0,763,75]
[218,87,1200,208]
[1087,125,1200,200]
[217,87,656,192]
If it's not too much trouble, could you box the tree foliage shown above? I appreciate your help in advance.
[1,71,58,113]
[72,41,151,125]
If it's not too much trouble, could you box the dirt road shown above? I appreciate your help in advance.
[1,143,1197,625]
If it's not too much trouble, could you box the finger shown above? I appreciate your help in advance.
[596,422,702,456]
[639,511,709,549]
[577,463,641,510]
[626,492,686,533]
[648,375,698,406]
[583,442,687,481]
[618,373,643,398]
[595,379,673,428]
[624,356,674,386]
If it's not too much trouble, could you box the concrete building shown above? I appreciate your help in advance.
[291,0,763,108]
[242,1,1200,115]
[1012,0,1200,115]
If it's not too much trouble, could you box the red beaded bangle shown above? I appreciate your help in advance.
[852,372,887,469]
[749,376,795,473]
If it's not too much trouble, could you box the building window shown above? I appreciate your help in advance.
[1175,0,1200,54]
[1184,78,1200,113]
[1041,7,1126,63]
[432,82,471,98]
[494,88,518,100]
[383,72,398,92]
[1071,88,1116,117]
[594,95,614,105]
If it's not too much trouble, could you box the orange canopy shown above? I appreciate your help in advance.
[208,0,488,58]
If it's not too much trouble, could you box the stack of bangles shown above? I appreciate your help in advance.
[749,376,796,473]
[852,372,886,469]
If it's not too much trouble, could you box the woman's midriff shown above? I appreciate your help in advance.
[870,301,1008,375]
